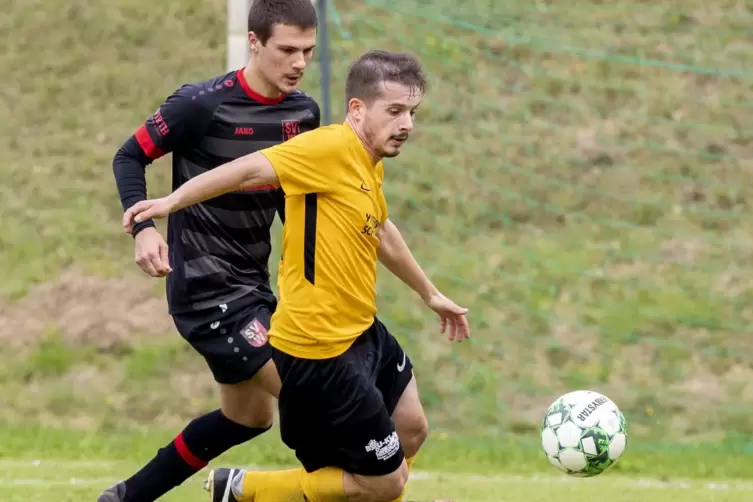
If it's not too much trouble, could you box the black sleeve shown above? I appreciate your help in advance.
[311,100,322,128]
[113,84,214,237]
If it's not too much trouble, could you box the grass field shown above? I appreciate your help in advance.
[2,426,753,501]
[3,0,753,499]
[5,462,753,502]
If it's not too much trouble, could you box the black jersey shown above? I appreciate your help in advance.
[113,68,320,314]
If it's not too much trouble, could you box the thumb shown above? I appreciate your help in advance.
[451,304,468,315]
[124,201,148,227]
[159,243,171,272]
[133,205,153,223]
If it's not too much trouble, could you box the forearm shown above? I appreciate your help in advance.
[113,138,155,236]
[377,220,438,302]
[168,152,278,212]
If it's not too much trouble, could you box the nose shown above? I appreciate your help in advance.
[400,113,414,133]
[292,52,307,71]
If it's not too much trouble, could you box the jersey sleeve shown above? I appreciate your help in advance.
[133,84,213,159]
[310,100,322,128]
[113,84,215,236]
[259,127,342,196]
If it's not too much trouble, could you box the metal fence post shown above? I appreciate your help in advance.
[317,0,332,125]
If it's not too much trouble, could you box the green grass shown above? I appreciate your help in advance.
[6,467,751,502]
[4,465,752,502]
[3,0,753,486]
[2,426,753,501]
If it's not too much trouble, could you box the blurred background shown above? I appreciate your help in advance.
[1,0,753,500]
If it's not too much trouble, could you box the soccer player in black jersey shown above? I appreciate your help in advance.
[97,1,321,500]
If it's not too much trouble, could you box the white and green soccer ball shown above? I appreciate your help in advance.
[541,390,627,477]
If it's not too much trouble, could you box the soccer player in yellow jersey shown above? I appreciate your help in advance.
[123,50,470,502]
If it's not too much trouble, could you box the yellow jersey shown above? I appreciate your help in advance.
[259,122,388,359]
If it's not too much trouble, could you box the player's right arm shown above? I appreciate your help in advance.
[112,84,214,275]
[123,127,340,231]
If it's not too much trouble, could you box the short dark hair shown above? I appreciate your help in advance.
[345,50,428,105]
[247,0,318,45]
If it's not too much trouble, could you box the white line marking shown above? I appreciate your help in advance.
[0,478,120,486]
[2,460,753,492]
[409,472,753,491]
[0,460,121,468]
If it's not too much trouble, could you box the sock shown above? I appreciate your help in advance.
[301,468,346,502]
[123,410,269,502]
[233,468,303,501]
[389,455,418,502]
[235,467,345,502]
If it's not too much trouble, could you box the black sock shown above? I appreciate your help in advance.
[123,409,270,502]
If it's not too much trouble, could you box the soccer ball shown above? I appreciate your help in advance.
[540,390,627,477]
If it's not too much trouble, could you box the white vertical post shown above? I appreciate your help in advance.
[227,0,251,71]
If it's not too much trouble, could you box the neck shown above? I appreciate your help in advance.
[345,116,380,165]
[242,63,282,99]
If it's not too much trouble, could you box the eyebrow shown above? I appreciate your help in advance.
[278,44,317,51]
[386,103,419,110]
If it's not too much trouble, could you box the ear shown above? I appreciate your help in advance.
[248,31,259,53]
[347,98,366,119]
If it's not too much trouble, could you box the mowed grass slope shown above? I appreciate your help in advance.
[3,0,753,476]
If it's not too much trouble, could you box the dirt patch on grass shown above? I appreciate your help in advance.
[0,269,173,352]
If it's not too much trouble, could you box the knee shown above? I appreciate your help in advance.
[379,463,409,502]
[220,385,275,429]
[222,404,274,429]
[359,462,409,502]
[400,414,429,458]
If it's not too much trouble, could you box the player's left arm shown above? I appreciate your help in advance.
[377,219,471,342]
[377,219,438,302]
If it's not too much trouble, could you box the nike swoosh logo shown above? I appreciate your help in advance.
[397,351,406,372]
[360,183,370,191]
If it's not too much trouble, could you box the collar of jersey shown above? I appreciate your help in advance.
[342,121,380,169]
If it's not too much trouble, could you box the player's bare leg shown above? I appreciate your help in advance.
[219,360,280,426]
[343,460,410,502]
[392,376,429,459]
[389,375,429,501]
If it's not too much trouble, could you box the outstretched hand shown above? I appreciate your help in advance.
[425,292,470,342]
[123,198,173,234]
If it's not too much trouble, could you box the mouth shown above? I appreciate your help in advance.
[389,137,408,146]
[283,74,301,86]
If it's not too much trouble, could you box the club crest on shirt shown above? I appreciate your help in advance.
[240,318,269,347]
[281,119,301,141]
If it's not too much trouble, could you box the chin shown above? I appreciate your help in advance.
[382,148,401,158]
[276,84,295,94]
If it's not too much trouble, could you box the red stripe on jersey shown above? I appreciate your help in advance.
[236,68,284,105]
[134,125,165,159]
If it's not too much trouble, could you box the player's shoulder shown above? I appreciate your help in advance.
[282,89,320,113]
[167,70,241,108]
[296,122,347,144]
[283,88,319,105]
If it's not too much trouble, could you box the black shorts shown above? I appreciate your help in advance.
[273,317,414,476]
[172,291,276,384]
